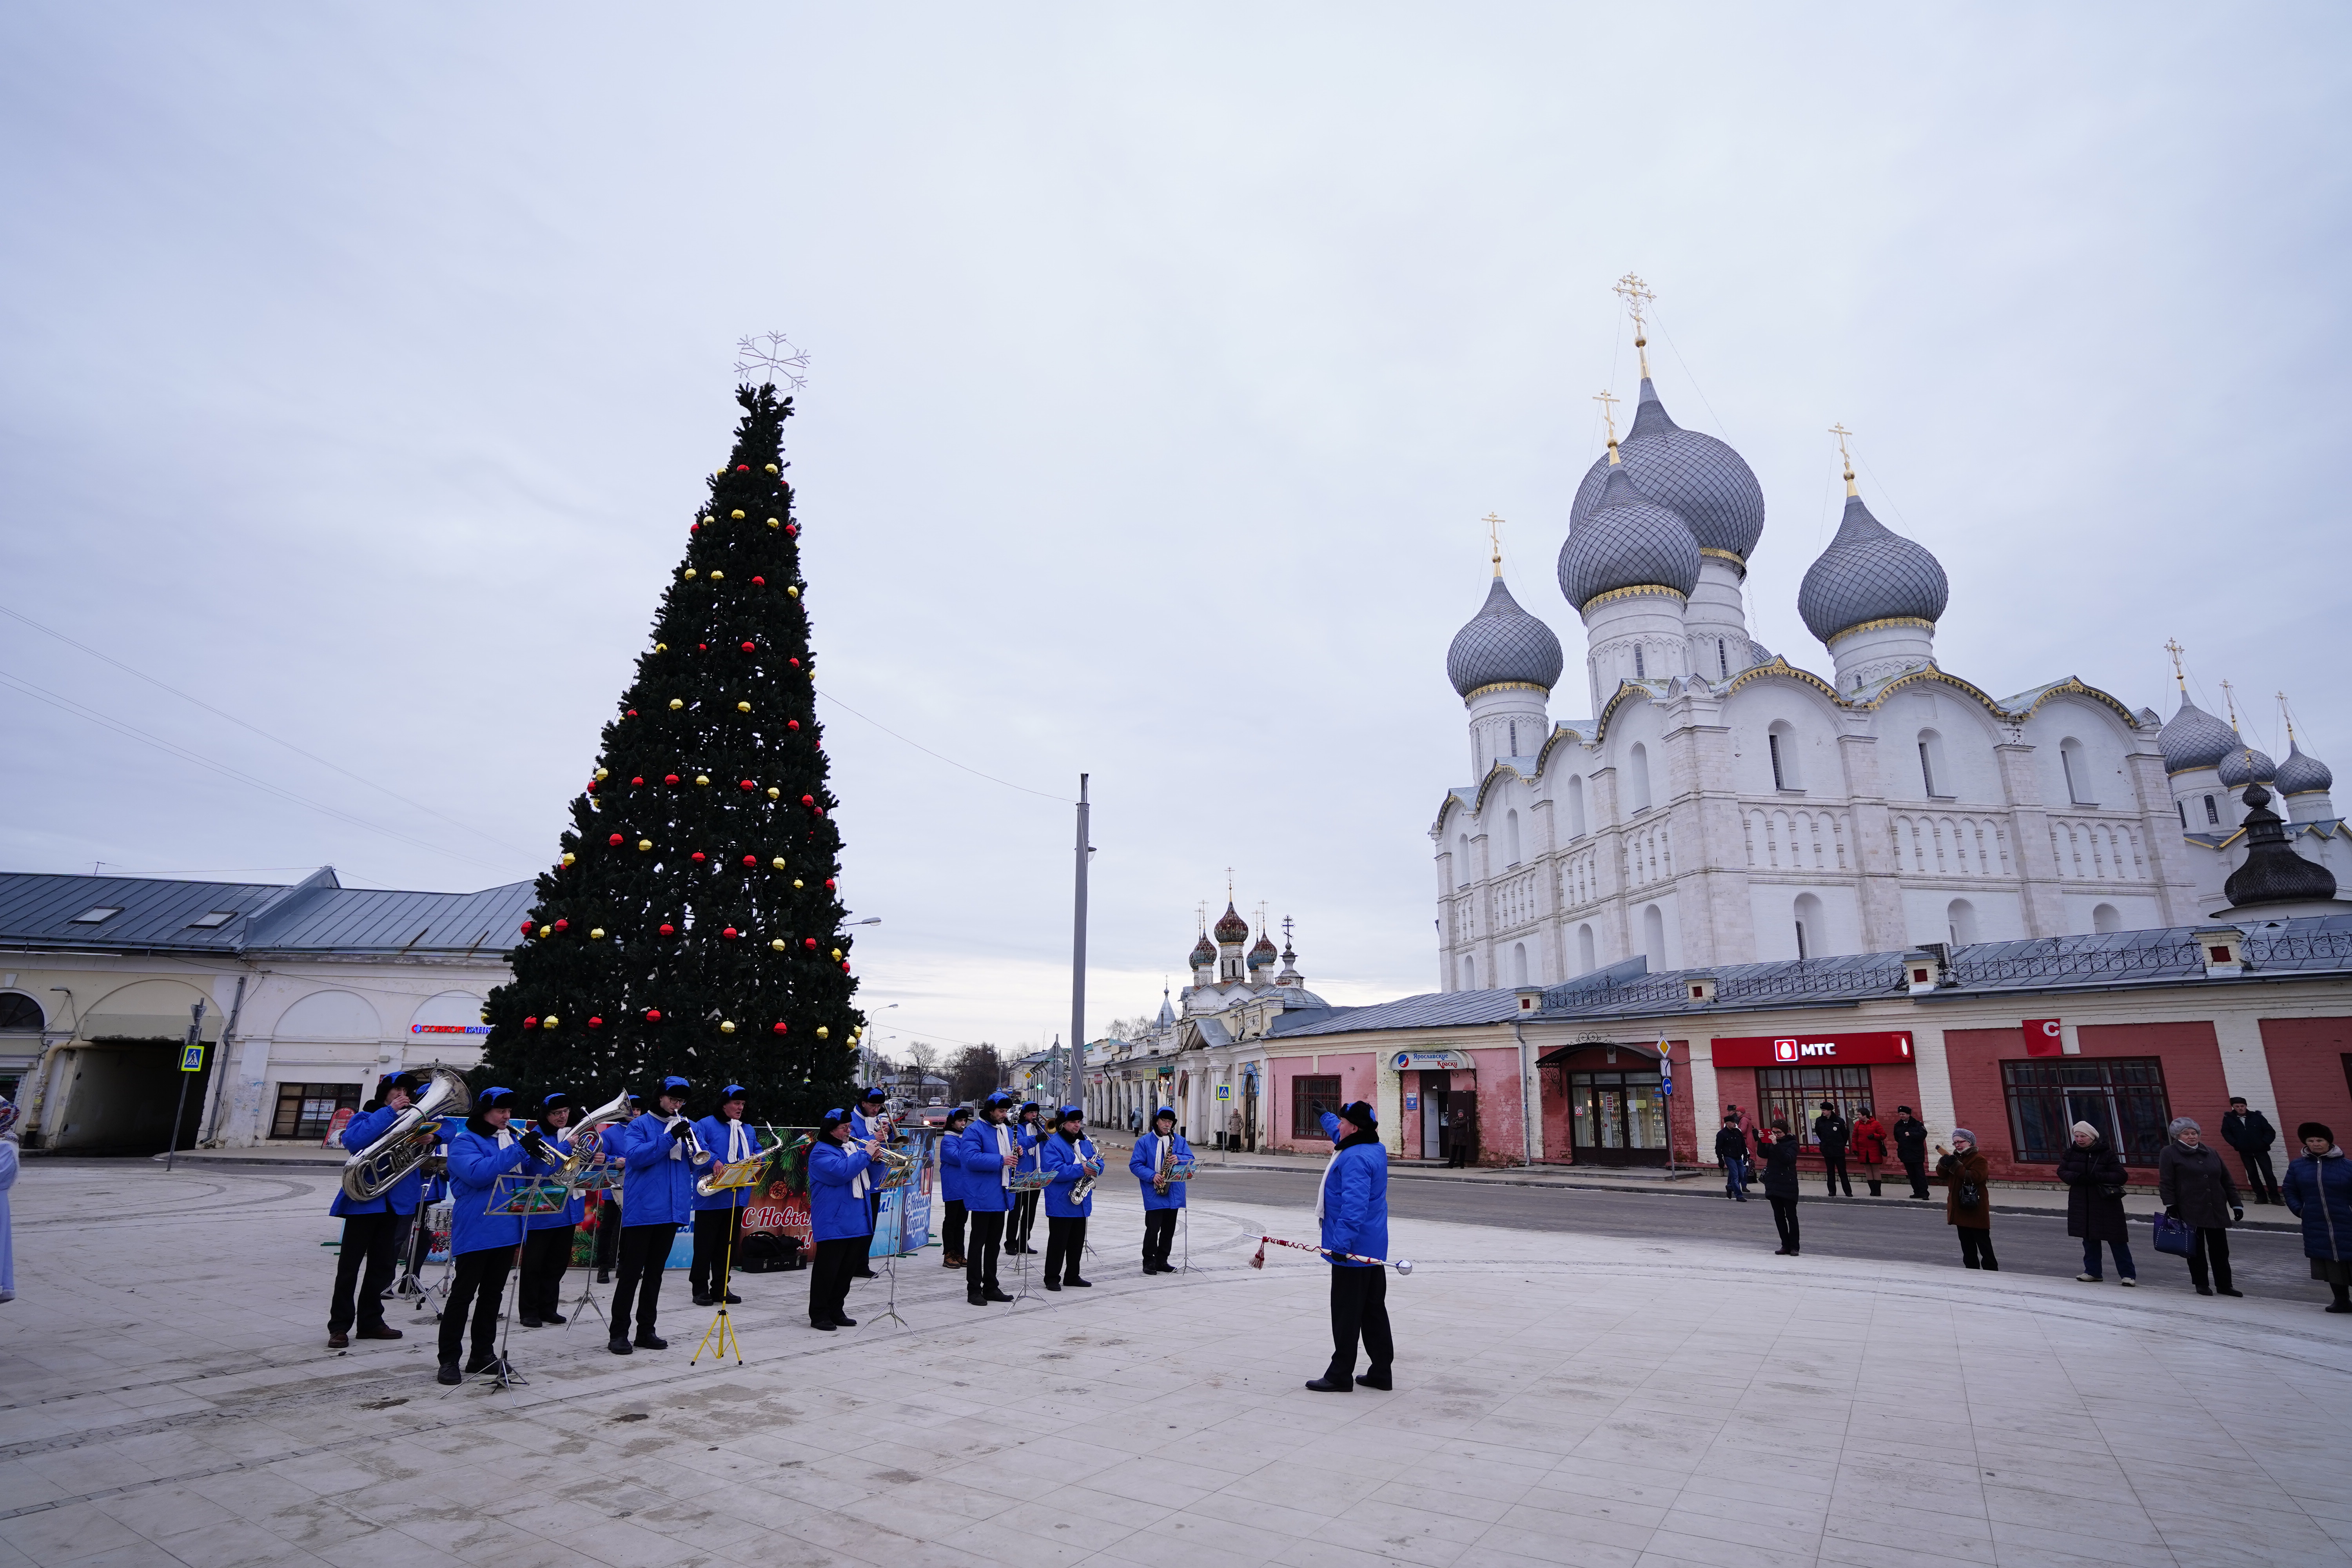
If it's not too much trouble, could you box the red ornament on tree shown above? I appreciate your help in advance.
[751,575,766,586]
[631,776,644,785]
[698,642,707,652]
[645,1009,662,1021]
[690,851,707,863]
[741,854,758,867]
[524,1016,539,1029]
[519,920,534,934]
[608,833,624,846]
[554,919,569,932]
[789,658,801,668]
[788,720,800,730]
[786,524,798,536]
[736,464,749,472]
[739,779,755,791]
[801,795,815,807]
[626,708,637,717]
[740,641,755,652]
[588,1016,603,1029]
[771,1022,788,1035]
[664,774,680,785]
[825,879,836,890]
[803,937,818,949]
[722,926,739,939]
[659,923,675,935]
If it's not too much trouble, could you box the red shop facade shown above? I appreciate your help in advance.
[1710,1029,1923,1168]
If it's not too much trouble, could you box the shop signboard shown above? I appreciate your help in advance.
[1711,1030,1915,1068]
[1390,1048,1470,1073]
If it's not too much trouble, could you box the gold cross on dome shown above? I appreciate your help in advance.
[2164,638,2187,692]
[2220,679,2241,731]
[1829,423,1858,495]
[1593,388,1620,447]
[1613,273,1655,376]
[2279,691,2298,744]
[1225,867,1234,902]
[1483,512,1505,575]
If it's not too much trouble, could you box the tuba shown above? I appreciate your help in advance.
[341,1065,470,1203]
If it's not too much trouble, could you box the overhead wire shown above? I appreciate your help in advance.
[815,688,1068,802]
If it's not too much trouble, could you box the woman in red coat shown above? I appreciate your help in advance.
[1850,1107,1890,1198]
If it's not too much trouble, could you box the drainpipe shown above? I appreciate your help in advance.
[1512,1016,1535,1168]
[195,973,250,1147]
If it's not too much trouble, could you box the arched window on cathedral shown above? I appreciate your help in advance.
[1577,924,1596,975]
[1634,645,1646,679]
[1947,897,1980,946]
[1792,892,1825,960]
[1717,637,1729,679]
[2178,800,2188,829]
[1511,941,1529,987]
[1768,720,1801,791]
[1567,776,1587,838]
[1505,809,1522,867]
[1461,954,1477,991]
[2092,902,2122,934]
[2204,794,2220,825]
[1456,833,1471,886]
[1641,903,1666,964]
[1628,744,1653,814]
[1508,719,1519,756]
[1918,730,1951,799]
[2059,737,2094,806]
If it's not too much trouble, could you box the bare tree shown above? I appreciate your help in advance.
[946,1044,1004,1104]
[905,1041,942,1076]
[1107,1015,1154,1042]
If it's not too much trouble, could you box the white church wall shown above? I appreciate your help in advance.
[1724,680,1842,799]
[1902,885,2026,947]
[2022,699,2138,811]
[1748,882,1863,960]
[2061,890,2164,935]
[1875,688,2007,806]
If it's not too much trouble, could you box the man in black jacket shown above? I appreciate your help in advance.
[2221,1097,2284,1204]
[1813,1102,1853,1197]
[1891,1106,1931,1200]
[1714,1115,1751,1202]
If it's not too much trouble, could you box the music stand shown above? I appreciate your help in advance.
[562,1160,618,1331]
[1005,1172,1049,1304]
[690,1152,768,1365]
[443,1174,565,1397]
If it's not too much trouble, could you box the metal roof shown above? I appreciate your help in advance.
[0,867,534,958]
[1269,989,1525,1038]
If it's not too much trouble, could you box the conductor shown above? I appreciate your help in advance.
[1304,1100,1392,1394]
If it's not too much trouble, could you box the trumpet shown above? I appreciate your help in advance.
[540,1090,635,1187]
[695,1123,778,1198]
[341,1065,469,1203]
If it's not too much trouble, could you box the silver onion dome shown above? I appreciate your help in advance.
[1797,490,1949,644]
[2158,696,2239,773]
[2219,745,2277,788]
[1571,379,1766,561]
[1446,576,1564,697]
[2276,738,2334,796]
[1558,464,1702,612]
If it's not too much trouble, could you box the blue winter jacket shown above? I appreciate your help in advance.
[937,1131,971,1206]
[1013,1120,1045,1179]
[690,1114,760,1212]
[1319,1110,1342,1145]
[1129,1131,1193,1211]
[1319,1135,1389,1267]
[524,1127,584,1231]
[2283,1149,2352,1262]
[808,1139,875,1242]
[1042,1133,1101,1219]
[447,1122,545,1257]
[959,1120,1016,1214]
[328,1105,425,1218]
[615,1112,702,1229]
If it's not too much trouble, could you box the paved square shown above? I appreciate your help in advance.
[2,1161,2349,1567]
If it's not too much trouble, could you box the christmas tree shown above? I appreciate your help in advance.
[478,382,862,1123]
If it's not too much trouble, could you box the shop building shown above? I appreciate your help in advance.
[0,867,531,1152]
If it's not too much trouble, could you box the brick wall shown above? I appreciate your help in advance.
[2259,1016,2352,1144]
[1949,1020,2226,1183]
[1532,1042,1693,1165]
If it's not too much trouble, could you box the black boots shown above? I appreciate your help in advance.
[1356,1367,1392,1390]
[436,1359,461,1385]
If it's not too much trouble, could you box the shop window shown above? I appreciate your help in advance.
[2002,1057,2171,1166]
[0,992,42,1032]
[1756,1066,1875,1142]
[1291,1075,1341,1138]
[1566,1069,1667,1155]
[271,1082,359,1141]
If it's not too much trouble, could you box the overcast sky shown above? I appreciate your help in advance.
[3,5,2347,1060]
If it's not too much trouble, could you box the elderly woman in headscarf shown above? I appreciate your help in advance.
[2057,1120,2135,1285]
[1934,1129,1996,1270]
[0,1096,20,1304]
[2158,1116,2243,1297]
[2281,1121,2352,1314]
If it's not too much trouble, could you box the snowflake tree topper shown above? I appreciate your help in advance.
[733,331,811,391]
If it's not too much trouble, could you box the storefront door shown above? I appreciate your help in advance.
[1567,1069,1668,1166]
[1419,1071,1450,1160]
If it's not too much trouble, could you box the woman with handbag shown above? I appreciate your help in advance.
[1757,1120,1803,1255]
[2280,1122,2352,1313]
[1935,1131,1997,1270]
[2158,1117,2243,1297]
[1850,1108,1889,1198]
[2057,1122,2136,1285]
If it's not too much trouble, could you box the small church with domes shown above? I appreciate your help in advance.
[1434,284,2348,991]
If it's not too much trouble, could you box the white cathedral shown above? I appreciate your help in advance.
[1433,304,2348,991]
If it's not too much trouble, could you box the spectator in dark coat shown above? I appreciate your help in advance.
[2158,1117,2243,1297]
[2281,1122,2352,1314]
[2220,1098,2284,1205]
[2056,1122,2136,1285]
[1757,1120,1802,1256]
[1714,1114,1751,1202]
[1813,1103,1853,1197]
[1891,1106,1931,1200]
[1935,1131,1997,1270]
[1850,1108,1889,1198]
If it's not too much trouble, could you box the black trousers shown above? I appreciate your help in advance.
[1901,1156,1930,1199]
[2187,1226,2232,1291]
[519,1224,574,1320]
[857,1191,882,1274]
[808,1235,864,1324]
[1958,1227,1999,1270]
[384,1212,415,1293]
[1045,1216,1087,1283]
[594,1198,622,1272]
[964,1210,1005,1294]
[439,1245,515,1363]
[1142,1209,1177,1268]
[1821,1152,1852,1197]
[1008,1189,1040,1250]
[610,1225,671,1339]
[691,1205,744,1296]
[329,1211,401,1333]
[940,1199,967,1258]
[1768,1196,1800,1252]
[2238,1149,2282,1203]
[1326,1265,1393,1381]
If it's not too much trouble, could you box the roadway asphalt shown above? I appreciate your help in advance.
[1195,1165,2337,1307]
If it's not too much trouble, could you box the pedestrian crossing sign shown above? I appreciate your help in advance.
[1215,1085,1230,1101]
[178,1044,205,1072]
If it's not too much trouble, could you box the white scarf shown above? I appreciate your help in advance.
[845,1134,869,1201]
[1314,1143,1343,1221]
[726,1116,749,1161]
[991,1120,1014,1189]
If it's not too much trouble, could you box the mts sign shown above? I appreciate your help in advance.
[1711,1030,1916,1068]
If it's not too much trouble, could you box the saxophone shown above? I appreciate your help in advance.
[1069,1136,1102,1203]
